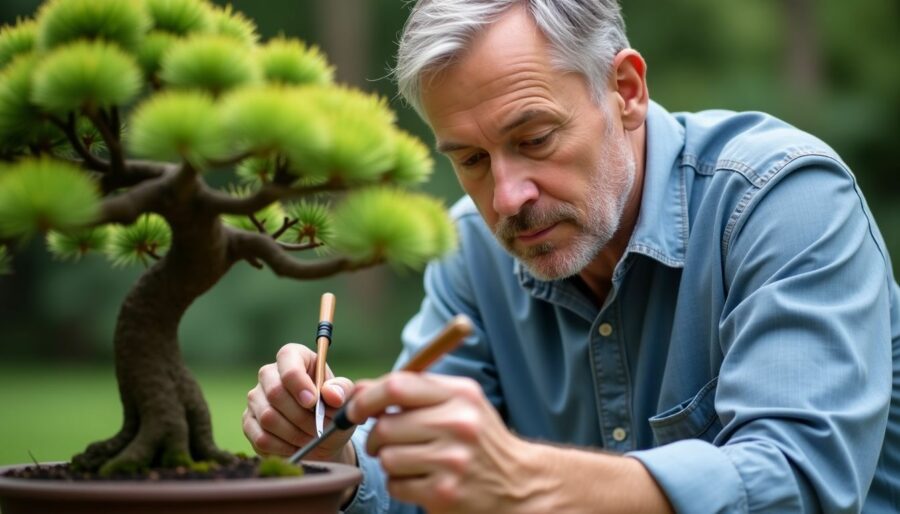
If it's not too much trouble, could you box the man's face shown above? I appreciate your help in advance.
[420,6,636,280]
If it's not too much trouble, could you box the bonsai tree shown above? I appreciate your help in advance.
[0,0,455,476]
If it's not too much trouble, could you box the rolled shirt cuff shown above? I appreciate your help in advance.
[628,439,748,514]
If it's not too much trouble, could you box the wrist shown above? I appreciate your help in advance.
[514,440,571,514]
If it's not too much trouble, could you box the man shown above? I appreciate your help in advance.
[243,1,900,512]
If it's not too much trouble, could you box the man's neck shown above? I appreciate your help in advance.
[578,124,647,304]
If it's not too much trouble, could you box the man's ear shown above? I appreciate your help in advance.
[611,49,649,131]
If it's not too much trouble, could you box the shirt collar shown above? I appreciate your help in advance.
[626,100,687,269]
[516,100,688,291]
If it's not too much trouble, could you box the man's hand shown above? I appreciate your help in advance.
[349,371,675,514]
[243,342,356,465]
[349,371,547,514]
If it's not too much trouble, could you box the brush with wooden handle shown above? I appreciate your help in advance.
[289,314,474,464]
[314,292,336,438]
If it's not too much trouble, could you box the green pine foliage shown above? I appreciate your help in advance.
[0,158,100,237]
[159,34,260,95]
[219,85,326,168]
[135,30,177,80]
[332,188,456,269]
[47,226,110,261]
[35,0,150,52]
[31,40,142,113]
[296,86,398,182]
[105,213,171,267]
[257,38,334,86]
[0,54,45,152]
[406,194,457,256]
[281,200,333,246]
[144,0,211,36]
[0,19,37,70]
[0,0,455,277]
[388,130,435,185]
[206,4,258,46]
[127,89,227,164]
[235,156,276,185]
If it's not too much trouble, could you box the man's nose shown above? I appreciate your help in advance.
[491,157,539,217]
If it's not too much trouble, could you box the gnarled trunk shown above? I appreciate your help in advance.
[73,199,238,474]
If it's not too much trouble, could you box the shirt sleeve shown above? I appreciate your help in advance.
[630,159,894,513]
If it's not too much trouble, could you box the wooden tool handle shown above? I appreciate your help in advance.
[314,293,336,394]
[401,314,473,372]
[330,314,473,431]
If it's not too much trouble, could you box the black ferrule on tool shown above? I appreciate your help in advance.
[316,321,333,343]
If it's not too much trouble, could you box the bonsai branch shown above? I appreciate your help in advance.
[47,113,110,172]
[110,106,121,140]
[228,228,379,279]
[249,214,267,234]
[197,180,346,216]
[85,108,126,175]
[96,169,176,225]
[277,241,322,252]
[271,217,298,240]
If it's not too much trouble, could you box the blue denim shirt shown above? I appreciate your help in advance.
[343,102,900,514]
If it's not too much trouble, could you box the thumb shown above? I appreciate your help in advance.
[322,376,354,407]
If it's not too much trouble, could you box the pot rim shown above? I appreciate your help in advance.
[0,461,362,502]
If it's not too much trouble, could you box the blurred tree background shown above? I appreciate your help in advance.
[0,0,898,370]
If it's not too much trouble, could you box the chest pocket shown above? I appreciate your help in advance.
[648,377,723,446]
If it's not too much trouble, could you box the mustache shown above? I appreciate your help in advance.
[494,202,580,240]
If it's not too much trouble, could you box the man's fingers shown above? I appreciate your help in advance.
[349,372,477,422]
[257,363,313,425]
[377,443,436,478]
[242,407,300,457]
[247,382,317,441]
[366,409,441,456]
[322,376,353,408]
[274,343,318,408]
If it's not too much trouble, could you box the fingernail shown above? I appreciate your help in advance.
[299,390,316,408]
[329,385,345,402]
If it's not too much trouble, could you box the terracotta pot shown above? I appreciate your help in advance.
[0,461,361,514]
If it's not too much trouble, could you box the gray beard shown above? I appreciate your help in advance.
[493,139,635,281]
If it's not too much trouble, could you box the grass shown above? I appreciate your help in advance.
[0,362,386,466]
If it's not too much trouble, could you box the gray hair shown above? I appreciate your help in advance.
[394,0,630,116]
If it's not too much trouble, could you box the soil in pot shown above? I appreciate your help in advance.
[0,456,361,514]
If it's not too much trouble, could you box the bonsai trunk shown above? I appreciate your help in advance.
[73,205,238,474]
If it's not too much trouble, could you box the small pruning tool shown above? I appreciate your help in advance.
[314,292,336,438]
[289,314,473,464]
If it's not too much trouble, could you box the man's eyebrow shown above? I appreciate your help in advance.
[436,110,555,154]
[436,141,470,154]
[499,109,554,134]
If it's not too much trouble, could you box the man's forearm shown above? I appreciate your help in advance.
[521,441,674,514]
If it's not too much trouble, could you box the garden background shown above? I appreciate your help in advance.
[1,0,898,465]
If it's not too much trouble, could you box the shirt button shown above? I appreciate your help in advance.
[598,323,613,337]
[612,427,628,442]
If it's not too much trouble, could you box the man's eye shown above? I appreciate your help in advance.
[460,151,488,168]
[521,133,552,148]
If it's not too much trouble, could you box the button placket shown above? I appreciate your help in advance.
[590,304,632,452]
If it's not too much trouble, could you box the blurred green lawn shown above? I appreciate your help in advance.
[0,363,385,466]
